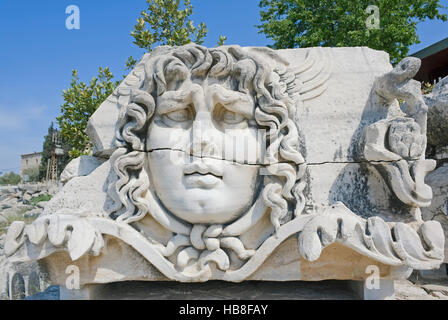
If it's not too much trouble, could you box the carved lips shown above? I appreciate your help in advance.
[183,160,224,189]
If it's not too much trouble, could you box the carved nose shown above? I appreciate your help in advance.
[191,115,219,158]
[191,131,218,158]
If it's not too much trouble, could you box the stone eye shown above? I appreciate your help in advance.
[165,109,192,122]
[222,110,245,124]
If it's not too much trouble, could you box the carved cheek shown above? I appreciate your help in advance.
[146,120,191,152]
[222,127,263,164]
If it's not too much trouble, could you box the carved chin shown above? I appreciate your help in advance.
[159,189,253,224]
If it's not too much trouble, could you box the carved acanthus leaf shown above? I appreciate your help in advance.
[297,203,444,270]
[361,57,436,220]
[5,202,444,282]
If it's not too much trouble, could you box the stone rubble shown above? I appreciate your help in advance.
[0,183,57,300]
[0,183,58,227]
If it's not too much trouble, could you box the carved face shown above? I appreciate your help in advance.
[146,79,264,224]
[111,45,307,230]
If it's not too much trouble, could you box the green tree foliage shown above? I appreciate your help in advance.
[0,172,21,185]
[39,123,55,180]
[57,68,119,158]
[132,0,207,50]
[30,194,52,206]
[22,167,40,183]
[217,35,227,47]
[258,0,447,64]
[126,0,226,69]
[422,82,435,95]
[57,1,225,158]
[38,123,71,180]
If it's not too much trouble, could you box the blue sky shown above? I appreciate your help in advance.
[0,0,447,174]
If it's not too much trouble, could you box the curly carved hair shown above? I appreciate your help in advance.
[108,44,307,231]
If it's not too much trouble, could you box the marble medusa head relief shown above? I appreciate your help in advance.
[5,44,445,284]
[107,44,317,280]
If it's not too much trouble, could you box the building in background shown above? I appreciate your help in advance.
[412,37,448,84]
[20,152,42,179]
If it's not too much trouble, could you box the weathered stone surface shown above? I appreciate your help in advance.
[36,201,48,209]
[0,234,50,300]
[394,279,436,300]
[24,208,42,219]
[4,45,445,298]
[426,76,448,158]
[0,202,12,210]
[0,181,57,298]
[86,96,121,158]
[424,164,448,217]
[26,277,448,300]
[41,161,116,217]
[19,185,41,195]
[1,205,33,218]
[422,164,448,262]
[27,271,41,296]
[421,77,448,263]
[60,155,106,184]
[60,280,359,300]
[10,273,25,300]
[22,193,32,203]
[0,187,18,195]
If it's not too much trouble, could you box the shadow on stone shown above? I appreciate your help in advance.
[88,280,358,300]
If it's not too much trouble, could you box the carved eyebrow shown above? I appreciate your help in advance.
[156,89,193,115]
[211,86,255,118]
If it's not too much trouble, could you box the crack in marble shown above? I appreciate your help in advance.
[123,147,413,167]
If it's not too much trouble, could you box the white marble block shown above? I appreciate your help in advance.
[5,45,445,290]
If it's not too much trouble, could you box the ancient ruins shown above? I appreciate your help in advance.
[4,44,447,299]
